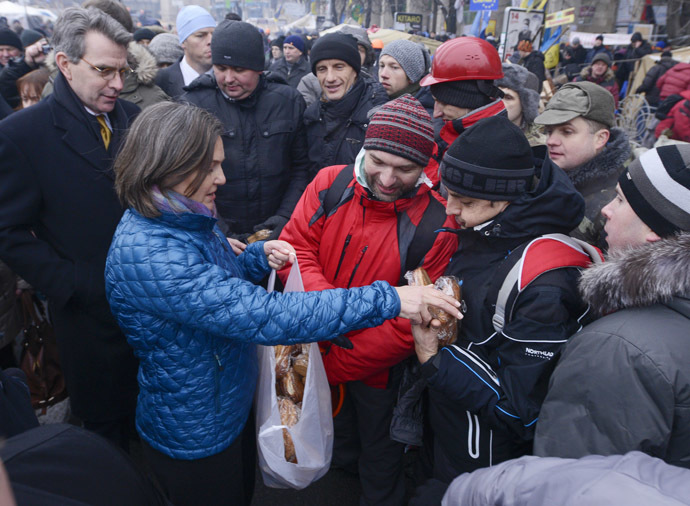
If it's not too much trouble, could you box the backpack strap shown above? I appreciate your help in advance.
[492,234,603,333]
[402,193,447,277]
[322,164,355,218]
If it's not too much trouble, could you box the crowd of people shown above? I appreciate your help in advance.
[0,2,689,505]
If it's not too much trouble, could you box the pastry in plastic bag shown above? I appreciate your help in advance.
[280,368,304,403]
[275,345,293,379]
[247,229,271,243]
[430,276,462,346]
[278,397,301,463]
[293,354,309,378]
[404,267,432,287]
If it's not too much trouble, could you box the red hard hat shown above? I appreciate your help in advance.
[420,37,504,86]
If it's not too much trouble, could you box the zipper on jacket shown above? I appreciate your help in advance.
[333,234,352,282]
[347,245,368,288]
[214,353,223,414]
[213,231,229,252]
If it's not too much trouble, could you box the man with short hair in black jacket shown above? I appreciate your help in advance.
[183,20,310,240]
[304,32,388,173]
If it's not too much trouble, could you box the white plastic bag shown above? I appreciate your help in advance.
[255,259,334,489]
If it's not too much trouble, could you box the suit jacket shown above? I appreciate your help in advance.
[0,71,140,421]
[154,59,185,99]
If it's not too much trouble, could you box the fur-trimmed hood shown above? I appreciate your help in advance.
[45,41,158,86]
[126,41,158,85]
[568,127,631,189]
[580,232,690,316]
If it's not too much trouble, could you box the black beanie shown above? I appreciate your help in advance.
[431,80,495,110]
[211,20,264,71]
[134,28,156,42]
[441,116,535,201]
[20,28,44,48]
[310,33,361,75]
[0,28,22,51]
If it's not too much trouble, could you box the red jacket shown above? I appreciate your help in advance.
[279,164,458,388]
[655,90,690,142]
[657,63,690,101]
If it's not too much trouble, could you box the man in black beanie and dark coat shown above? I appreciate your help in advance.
[182,19,311,241]
[304,32,388,172]
[409,116,592,504]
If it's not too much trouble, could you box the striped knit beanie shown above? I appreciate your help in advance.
[363,95,434,166]
[619,145,690,237]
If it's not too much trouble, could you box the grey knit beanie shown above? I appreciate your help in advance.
[148,33,184,66]
[380,39,429,84]
[496,63,541,124]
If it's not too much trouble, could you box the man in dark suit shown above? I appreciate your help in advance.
[0,6,140,450]
[154,5,215,99]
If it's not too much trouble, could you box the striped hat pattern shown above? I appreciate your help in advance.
[363,94,435,166]
[619,145,690,237]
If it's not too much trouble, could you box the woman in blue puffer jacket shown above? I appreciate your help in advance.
[105,102,460,506]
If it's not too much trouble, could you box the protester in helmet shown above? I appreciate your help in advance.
[419,37,507,157]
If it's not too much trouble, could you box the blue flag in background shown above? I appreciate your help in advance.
[470,10,492,37]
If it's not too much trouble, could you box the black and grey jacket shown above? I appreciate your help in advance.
[568,128,632,250]
[535,233,690,469]
[420,151,588,481]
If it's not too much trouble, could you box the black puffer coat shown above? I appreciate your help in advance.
[183,74,311,235]
[304,76,388,172]
[636,56,678,106]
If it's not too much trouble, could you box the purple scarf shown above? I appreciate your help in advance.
[151,185,217,218]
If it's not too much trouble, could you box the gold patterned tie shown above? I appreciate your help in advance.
[96,115,111,150]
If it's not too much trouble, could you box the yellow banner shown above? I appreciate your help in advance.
[545,7,575,28]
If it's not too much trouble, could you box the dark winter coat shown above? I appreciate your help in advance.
[153,58,185,99]
[304,76,388,171]
[106,208,401,459]
[616,40,653,85]
[0,260,20,349]
[575,66,620,108]
[570,44,587,65]
[420,149,587,481]
[585,45,612,64]
[655,89,690,142]
[0,71,140,422]
[656,62,690,101]
[567,128,631,250]
[510,51,545,92]
[535,233,690,469]
[182,73,311,235]
[636,56,678,106]
[0,58,33,109]
[267,55,311,88]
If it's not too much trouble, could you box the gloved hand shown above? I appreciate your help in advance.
[254,215,289,241]
[331,335,354,350]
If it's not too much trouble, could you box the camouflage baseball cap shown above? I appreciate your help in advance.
[534,82,616,128]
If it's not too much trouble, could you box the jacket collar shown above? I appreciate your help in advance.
[51,72,126,178]
[439,99,507,146]
[148,208,218,232]
[580,232,690,316]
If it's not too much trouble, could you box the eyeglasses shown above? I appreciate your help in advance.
[80,57,133,81]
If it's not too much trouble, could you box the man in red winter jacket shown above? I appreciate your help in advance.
[656,62,690,102]
[655,90,690,142]
[279,95,457,506]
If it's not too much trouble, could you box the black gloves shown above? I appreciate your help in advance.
[254,215,289,241]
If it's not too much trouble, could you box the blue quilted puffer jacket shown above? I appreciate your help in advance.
[105,209,400,460]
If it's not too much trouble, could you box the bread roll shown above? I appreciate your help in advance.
[404,267,432,286]
[275,345,293,379]
[278,397,301,463]
[430,276,462,346]
[293,354,309,378]
[280,368,304,403]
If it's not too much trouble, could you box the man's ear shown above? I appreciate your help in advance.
[645,229,662,244]
[593,128,610,152]
[55,52,72,80]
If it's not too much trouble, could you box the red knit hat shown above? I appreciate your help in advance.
[363,95,435,166]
